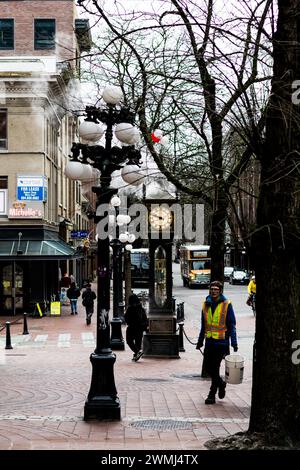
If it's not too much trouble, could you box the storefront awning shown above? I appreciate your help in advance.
[0,239,81,260]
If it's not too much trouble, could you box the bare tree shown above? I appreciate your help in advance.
[76,0,300,448]
[77,0,274,281]
[248,0,300,446]
[208,0,300,449]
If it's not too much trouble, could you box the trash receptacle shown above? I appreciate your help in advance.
[225,354,244,384]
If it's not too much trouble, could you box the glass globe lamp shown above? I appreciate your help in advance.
[80,164,93,181]
[102,86,123,105]
[121,164,145,186]
[119,233,129,243]
[65,161,84,180]
[115,123,139,144]
[110,195,121,207]
[79,120,105,143]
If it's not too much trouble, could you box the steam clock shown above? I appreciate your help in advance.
[143,181,179,358]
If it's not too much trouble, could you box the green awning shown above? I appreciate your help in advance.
[0,239,79,260]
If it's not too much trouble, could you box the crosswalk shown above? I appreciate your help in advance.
[0,332,96,349]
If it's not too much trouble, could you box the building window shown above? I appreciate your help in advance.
[0,19,14,50]
[0,176,8,216]
[0,109,7,150]
[34,19,55,50]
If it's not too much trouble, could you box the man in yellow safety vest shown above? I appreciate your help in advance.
[196,280,238,404]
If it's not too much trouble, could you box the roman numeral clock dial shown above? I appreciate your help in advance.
[149,207,172,230]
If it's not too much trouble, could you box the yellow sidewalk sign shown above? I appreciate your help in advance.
[36,303,43,317]
[50,302,61,316]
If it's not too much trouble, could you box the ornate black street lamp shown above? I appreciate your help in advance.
[65,85,144,420]
[109,200,125,350]
[109,200,136,349]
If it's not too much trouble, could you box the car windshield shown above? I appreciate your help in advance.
[224,267,233,273]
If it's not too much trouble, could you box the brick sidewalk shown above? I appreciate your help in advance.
[0,291,253,451]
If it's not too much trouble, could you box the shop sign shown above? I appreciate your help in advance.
[8,201,43,219]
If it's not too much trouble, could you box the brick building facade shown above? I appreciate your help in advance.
[0,0,94,315]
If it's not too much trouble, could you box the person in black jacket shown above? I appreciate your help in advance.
[125,293,148,362]
[82,284,96,325]
[66,282,81,315]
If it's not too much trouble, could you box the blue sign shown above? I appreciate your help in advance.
[17,186,44,201]
[71,230,89,239]
[17,176,47,201]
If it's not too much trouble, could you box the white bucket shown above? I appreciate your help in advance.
[225,354,244,384]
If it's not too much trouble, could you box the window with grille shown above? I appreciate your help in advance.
[34,19,55,50]
[0,110,7,150]
[0,19,14,50]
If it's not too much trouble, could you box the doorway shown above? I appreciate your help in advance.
[1,263,24,314]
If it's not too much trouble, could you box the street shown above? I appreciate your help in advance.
[0,264,254,450]
[171,262,255,360]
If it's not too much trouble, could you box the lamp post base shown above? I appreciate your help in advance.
[110,318,125,350]
[84,351,121,420]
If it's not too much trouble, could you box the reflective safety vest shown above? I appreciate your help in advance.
[203,300,230,340]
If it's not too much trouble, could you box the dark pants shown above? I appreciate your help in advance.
[85,304,94,318]
[204,343,228,394]
[126,327,143,354]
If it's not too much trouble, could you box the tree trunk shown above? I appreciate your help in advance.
[210,181,228,282]
[249,0,300,444]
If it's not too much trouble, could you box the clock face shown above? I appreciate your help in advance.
[149,206,172,230]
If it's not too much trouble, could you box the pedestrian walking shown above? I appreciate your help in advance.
[196,280,238,404]
[59,272,71,288]
[59,273,71,305]
[125,293,148,362]
[66,282,81,315]
[82,284,96,325]
[247,275,256,303]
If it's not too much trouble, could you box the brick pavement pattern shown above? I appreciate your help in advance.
[0,288,253,450]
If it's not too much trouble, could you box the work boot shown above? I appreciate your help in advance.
[218,380,226,399]
[205,391,216,405]
[134,351,143,362]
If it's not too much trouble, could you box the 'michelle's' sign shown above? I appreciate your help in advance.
[8,201,43,219]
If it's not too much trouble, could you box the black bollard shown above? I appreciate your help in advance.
[177,302,185,322]
[178,322,185,352]
[23,313,29,335]
[5,322,13,350]
[180,302,185,321]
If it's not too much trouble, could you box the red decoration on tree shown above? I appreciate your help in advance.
[151,132,161,143]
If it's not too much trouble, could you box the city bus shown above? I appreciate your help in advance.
[130,248,149,287]
[180,244,211,288]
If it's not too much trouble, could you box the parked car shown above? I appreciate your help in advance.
[224,266,234,281]
[229,269,250,285]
